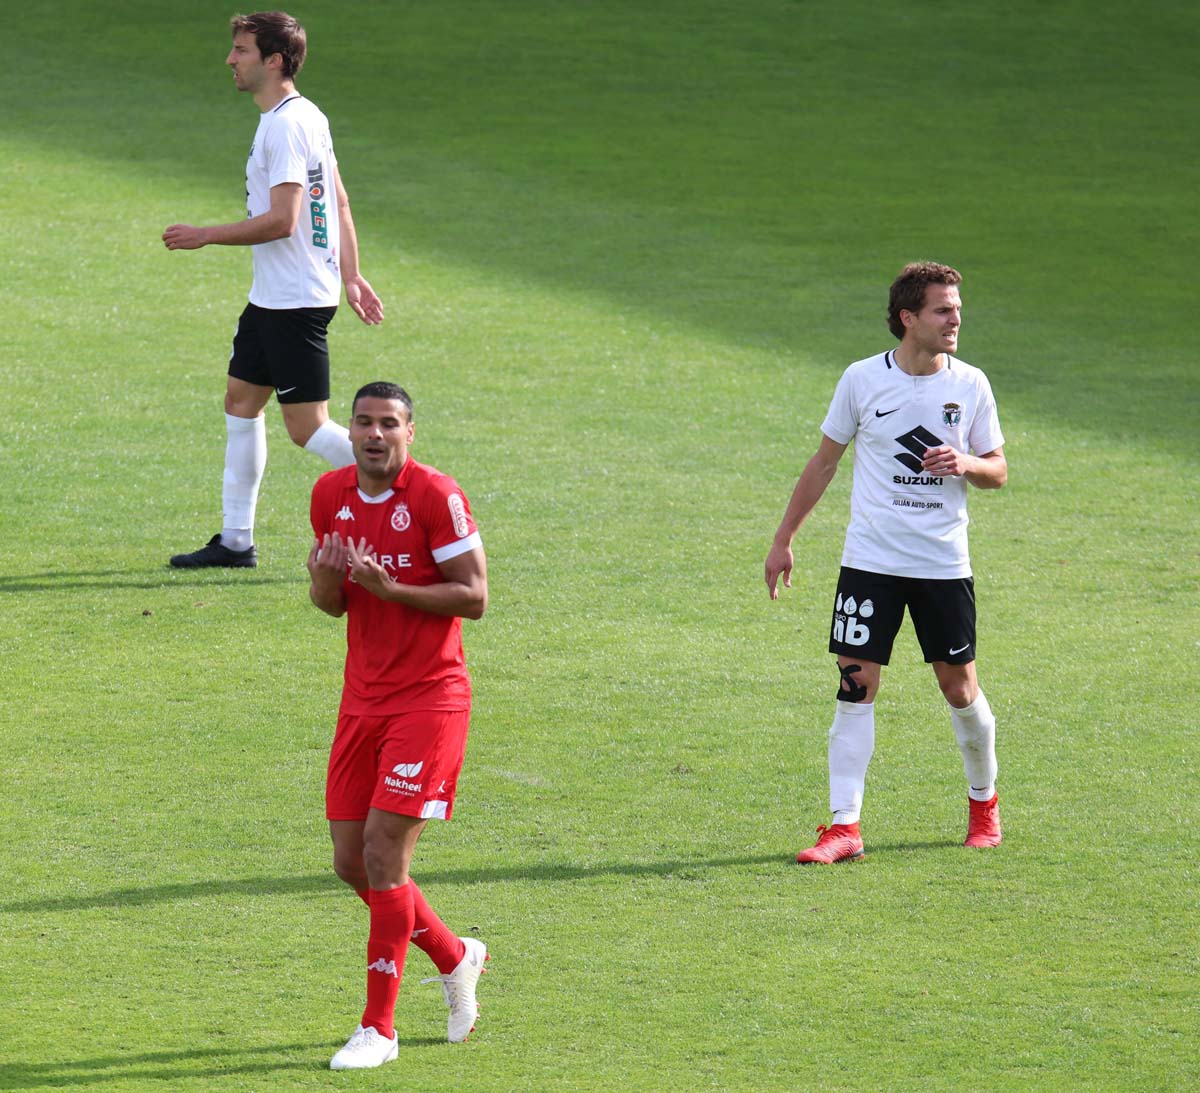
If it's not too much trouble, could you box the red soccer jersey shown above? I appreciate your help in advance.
[310,459,482,714]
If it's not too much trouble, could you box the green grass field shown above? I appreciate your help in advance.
[1,1,1197,1089]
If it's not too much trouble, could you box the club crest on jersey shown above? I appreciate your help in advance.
[942,402,962,426]
[391,502,411,532]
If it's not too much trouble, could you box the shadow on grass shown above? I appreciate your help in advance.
[0,569,301,593]
[0,843,974,916]
[0,1036,441,1089]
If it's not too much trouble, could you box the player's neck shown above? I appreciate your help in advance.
[893,343,946,376]
[254,79,297,113]
[357,457,407,498]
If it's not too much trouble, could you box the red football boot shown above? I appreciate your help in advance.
[965,794,1002,848]
[796,822,865,864]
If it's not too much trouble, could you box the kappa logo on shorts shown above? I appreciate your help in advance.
[447,494,470,538]
[834,593,873,647]
[391,503,411,532]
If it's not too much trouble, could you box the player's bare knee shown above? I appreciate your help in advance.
[362,836,410,888]
[941,679,977,709]
[331,851,366,889]
[285,421,316,447]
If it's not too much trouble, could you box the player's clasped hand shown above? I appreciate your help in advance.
[307,532,349,583]
[346,536,392,596]
[921,445,969,477]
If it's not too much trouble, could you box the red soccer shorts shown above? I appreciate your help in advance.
[325,709,471,822]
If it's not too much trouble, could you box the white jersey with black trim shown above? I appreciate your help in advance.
[245,95,342,309]
[821,349,1004,579]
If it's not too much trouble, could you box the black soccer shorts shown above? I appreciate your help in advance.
[828,566,976,666]
[228,302,337,404]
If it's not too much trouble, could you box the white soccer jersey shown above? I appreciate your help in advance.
[821,349,1004,579]
[245,95,342,309]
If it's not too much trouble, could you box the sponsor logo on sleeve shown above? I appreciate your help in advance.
[448,494,470,537]
[307,166,328,248]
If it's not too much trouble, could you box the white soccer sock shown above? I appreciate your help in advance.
[220,413,267,551]
[950,690,998,802]
[303,419,354,468]
[828,701,875,825]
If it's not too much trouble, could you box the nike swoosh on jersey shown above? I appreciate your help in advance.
[875,407,901,417]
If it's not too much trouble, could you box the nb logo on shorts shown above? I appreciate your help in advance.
[834,593,873,646]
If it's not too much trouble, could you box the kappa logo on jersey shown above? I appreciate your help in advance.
[368,958,399,978]
[833,593,873,646]
[943,402,962,426]
[448,494,470,538]
[335,506,355,521]
[307,165,328,248]
[391,503,411,532]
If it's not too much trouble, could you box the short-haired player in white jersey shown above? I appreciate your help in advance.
[765,262,1007,863]
[163,11,384,569]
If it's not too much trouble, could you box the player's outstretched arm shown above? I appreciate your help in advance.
[334,167,383,325]
[765,434,846,600]
[308,533,349,617]
[163,183,303,250]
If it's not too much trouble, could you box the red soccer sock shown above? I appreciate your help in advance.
[408,879,466,975]
[361,884,415,1040]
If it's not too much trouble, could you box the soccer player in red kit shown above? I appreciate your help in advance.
[307,381,488,1070]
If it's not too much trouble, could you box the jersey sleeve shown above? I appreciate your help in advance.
[820,366,860,445]
[967,373,1005,455]
[310,472,335,538]
[420,475,482,564]
[265,113,311,189]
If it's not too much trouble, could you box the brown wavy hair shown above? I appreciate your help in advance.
[230,11,307,79]
[887,262,961,340]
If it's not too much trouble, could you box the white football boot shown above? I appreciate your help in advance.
[422,936,488,1041]
[329,1024,399,1070]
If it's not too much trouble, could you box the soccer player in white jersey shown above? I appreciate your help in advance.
[163,11,384,569]
[765,262,1007,863]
